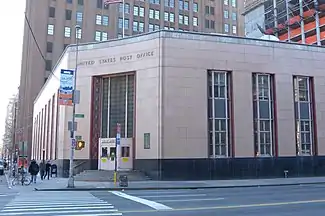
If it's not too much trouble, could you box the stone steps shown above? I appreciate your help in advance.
[74,170,151,182]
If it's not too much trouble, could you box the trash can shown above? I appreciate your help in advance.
[119,175,128,187]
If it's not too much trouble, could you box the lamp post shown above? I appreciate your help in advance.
[67,24,81,188]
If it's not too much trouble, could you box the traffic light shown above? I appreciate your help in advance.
[75,140,85,150]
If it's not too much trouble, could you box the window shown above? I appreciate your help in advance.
[45,60,52,71]
[164,12,169,21]
[224,23,229,32]
[133,21,139,31]
[165,0,174,7]
[65,10,72,20]
[78,0,84,5]
[154,24,160,30]
[179,0,183,10]
[76,28,82,39]
[96,15,102,25]
[139,7,145,17]
[232,12,237,21]
[224,10,229,19]
[224,0,228,5]
[293,76,315,156]
[49,7,55,18]
[119,3,130,13]
[95,31,101,41]
[193,2,198,12]
[150,0,160,4]
[193,17,198,26]
[64,27,71,37]
[184,1,189,10]
[134,6,139,16]
[170,13,174,22]
[76,12,83,23]
[118,18,129,29]
[179,15,183,24]
[47,24,54,35]
[46,42,53,53]
[208,70,232,157]
[206,6,214,15]
[155,10,160,19]
[232,25,237,34]
[149,9,154,19]
[103,16,109,26]
[66,0,72,3]
[252,73,275,157]
[139,22,144,32]
[231,0,236,7]
[149,24,154,31]
[102,32,108,41]
[184,15,189,25]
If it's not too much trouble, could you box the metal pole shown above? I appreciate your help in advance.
[67,25,80,188]
[299,0,305,43]
[285,0,291,41]
[122,0,125,38]
[314,0,321,45]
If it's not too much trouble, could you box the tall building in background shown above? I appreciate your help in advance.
[244,0,325,44]
[17,0,244,161]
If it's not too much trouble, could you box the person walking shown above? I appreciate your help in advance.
[28,160,39,184]
[44,160,51,180]
[39,160,45,180]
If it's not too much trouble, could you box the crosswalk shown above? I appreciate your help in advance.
[0,191,122,216]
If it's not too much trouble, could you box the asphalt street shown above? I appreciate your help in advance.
[91,184,325,216]
[0,174,17,211]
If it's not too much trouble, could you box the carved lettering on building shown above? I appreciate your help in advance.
[78,50,155,67]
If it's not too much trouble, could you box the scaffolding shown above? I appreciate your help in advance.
[251,0,325,45]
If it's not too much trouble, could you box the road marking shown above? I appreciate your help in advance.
[58,214,122,216]
[0,195,8,197]
[141,194,206,198]
[5,203,113,208]
[3,206,114,212]
[114,199,325,214]
[110,191,173,210]
[7,202,108,206]
[0,209,118,215]
[156,198,225,202]
[126,190,196,195]
[4,173,11,189]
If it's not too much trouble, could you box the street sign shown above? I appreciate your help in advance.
[116,123,121,145]
[72,138,76,148]
[75,113,84,118]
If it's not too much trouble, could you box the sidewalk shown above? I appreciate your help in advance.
[34,176,325,191]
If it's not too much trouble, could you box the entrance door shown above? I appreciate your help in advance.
[98,138,116,171]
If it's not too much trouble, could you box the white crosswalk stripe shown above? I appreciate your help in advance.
[0,191,122,216]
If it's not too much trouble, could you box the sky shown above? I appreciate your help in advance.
[0,1,25,146]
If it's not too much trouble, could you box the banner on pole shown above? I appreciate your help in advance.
[103,0,122,6]
[59,69,74,106]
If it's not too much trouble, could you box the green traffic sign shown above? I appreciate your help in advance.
[75,135,82,140]
[75,113,84,118]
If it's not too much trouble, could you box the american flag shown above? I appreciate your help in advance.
[103,0,122,6]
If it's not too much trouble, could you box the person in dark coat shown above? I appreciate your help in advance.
[44,160,51,180]
[28,160,39,183]
[39,161,45,180]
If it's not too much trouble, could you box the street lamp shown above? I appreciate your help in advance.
[67,24,81,188]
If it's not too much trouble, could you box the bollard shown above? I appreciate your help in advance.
[284,170,289,178]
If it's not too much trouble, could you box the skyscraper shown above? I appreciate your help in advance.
[17,0,244,160]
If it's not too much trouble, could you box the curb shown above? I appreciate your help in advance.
[34,181,325,191]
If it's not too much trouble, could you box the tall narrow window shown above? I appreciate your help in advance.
[293,76,315,156]
[208,70,232,157]
[252,73,275,156]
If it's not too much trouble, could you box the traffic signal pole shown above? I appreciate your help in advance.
[67,25,81,188]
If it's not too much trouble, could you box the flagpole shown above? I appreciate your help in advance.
[122,0,125,38]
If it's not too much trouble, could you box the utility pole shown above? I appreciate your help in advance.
[67,25,81,188]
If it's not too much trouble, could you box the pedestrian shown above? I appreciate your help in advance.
[39,160,45,180]
[28,159,39,184]
[44,160,51,180]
